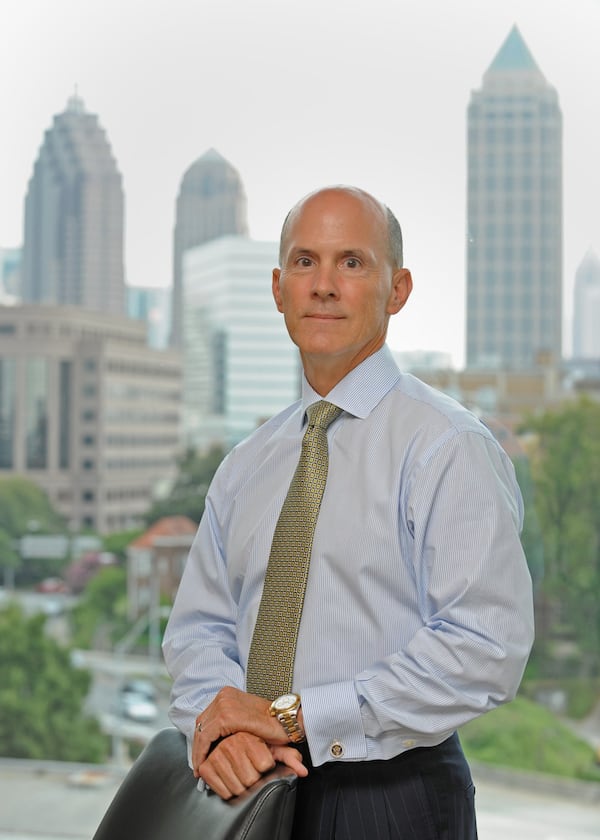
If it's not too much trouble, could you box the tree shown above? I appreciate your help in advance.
[0,476,65,537]
[70,565,129,649]
[0,476,66,586]
[144,445,226,525]
[0,603,108,761]
[520,397,600,675]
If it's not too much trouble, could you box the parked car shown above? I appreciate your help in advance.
[35,577,70,593]
[117,680,158,723]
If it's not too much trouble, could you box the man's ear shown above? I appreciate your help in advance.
[387,268,413,315]
[272,268,284,313]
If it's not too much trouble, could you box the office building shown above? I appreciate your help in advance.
[127,285,171,350]
[0,304,181,533]
[171,148,248,347]
[182,236,299,449]
[0,247,21,300]
[466,26,562,370]
[22,94,125,314]
[572,249,600,360]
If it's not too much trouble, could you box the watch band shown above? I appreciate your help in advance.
[276,709,305,744]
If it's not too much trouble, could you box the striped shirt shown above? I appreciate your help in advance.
[163,344,534,767]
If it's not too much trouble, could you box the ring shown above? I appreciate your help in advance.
[196,721,202,733]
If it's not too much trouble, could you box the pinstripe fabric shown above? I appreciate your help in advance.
[164,344,534,771]
[246,400,342,698]
[291,734,477,840]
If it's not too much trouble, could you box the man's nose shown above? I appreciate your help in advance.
[311,263,340,297]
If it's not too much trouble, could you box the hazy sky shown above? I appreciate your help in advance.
[2,0,599,366]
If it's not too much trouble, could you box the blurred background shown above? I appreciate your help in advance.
[0,1,599,837]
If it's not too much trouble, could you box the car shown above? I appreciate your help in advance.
[35,577,70,593]
[117,680,158,723]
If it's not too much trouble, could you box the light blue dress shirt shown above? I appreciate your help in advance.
[163,345,534,768]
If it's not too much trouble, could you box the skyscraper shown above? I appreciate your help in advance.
[171,148,248,347]
[22,94,125,314]
[466,26,562,370]
[572,250,600,359]
[182,236,299,450]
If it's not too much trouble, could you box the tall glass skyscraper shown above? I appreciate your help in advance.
[466,26,562,370]
[22,94,125,315]
[171,148,248,347]
[572,250,600,360]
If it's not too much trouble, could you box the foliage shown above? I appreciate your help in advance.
[0,603,108,761]
[0,475,65,538]
[460,696,600,782]
[144,445,226,525]
[512,456,544,587]
[70,565,129,649]
[0,476,66,584]
[520,677,600,720]
[102,528,144,562]
[519,397,600,677]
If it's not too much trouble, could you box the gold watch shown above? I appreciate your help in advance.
[269,693,305,743]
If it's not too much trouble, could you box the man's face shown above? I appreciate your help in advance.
[272,189,412,389]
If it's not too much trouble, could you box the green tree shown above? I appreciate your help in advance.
[0,603,107,761]
[70,565,129,649]
[144,445,226,525]
[102,528,144,563]
[521,397,600,675]
[0,476,65,537]
[0,476,66,585]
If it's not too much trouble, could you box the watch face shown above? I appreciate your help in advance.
[273,693,297,711]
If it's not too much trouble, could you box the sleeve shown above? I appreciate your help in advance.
[161,462,245,744]
[301,429,535,765]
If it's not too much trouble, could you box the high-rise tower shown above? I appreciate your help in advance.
[22,94,125,314]
[466,26,562,370]
[572,250,600,359]
[171,148,248,347]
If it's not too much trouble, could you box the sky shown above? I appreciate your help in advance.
[1,0,599,368]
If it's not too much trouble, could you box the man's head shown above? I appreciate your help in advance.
[273,186,412,395]
[278,186,404,270]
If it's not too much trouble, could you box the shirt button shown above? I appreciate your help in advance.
[404,739,416,748]
[329,742,344,758]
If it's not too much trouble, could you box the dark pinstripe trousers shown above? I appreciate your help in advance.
[291,733,478,840]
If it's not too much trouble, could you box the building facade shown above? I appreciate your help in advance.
[0,305,181,533]
[182,236,300,450]
[22,95,125,315]
[466,26,562,370]
[127,285,172,350]
[572,249,600,360]
[171,148,248,348]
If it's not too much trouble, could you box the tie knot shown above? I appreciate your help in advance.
[306,400,342,431]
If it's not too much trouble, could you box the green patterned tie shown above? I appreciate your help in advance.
[246,400,342,698]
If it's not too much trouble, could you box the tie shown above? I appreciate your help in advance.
[246,400,342,698]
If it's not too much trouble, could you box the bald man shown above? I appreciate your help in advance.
[163,186,534,839]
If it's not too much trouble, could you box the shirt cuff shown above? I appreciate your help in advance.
[300,680,367,766]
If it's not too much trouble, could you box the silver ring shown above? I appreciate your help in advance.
[196,721,202,733]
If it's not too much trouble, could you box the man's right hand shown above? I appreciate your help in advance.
[196,731,306,800]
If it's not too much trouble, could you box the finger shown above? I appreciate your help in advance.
[270,744,309,778]
[199,750,260,799]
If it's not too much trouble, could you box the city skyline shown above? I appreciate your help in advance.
[1,0,599,367]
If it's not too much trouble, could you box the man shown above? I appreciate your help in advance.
[162,186,534,838]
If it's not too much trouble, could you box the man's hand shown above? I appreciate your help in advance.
[192,686,308,798]
[195,732,306,799]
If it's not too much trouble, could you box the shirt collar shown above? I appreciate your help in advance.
[300,344,401,421]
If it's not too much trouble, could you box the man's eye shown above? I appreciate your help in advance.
[297,257,313,267]
[343,258,360,269]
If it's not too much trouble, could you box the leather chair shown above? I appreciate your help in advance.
[92,728,297,840]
